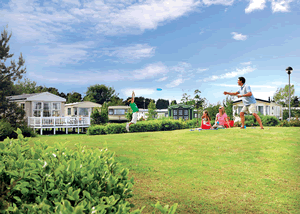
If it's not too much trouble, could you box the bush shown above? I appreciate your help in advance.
[0,129,178,213]
[278,117,300,127]
[0,120,14,141]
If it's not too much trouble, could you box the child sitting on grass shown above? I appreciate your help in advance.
[201,110,212,129]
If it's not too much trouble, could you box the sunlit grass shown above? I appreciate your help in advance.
[27,127,300,213]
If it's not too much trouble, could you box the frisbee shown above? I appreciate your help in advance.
[156,88,162,91]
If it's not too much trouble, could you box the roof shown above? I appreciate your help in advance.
[233,98,281,105]
[6,93,44,101]
[168,103,194,109]
[65,101,102,107]
[6,92,66,102]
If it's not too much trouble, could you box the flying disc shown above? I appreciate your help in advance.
[156,88,162,91]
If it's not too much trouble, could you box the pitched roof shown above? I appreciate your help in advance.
[6,93,44,101]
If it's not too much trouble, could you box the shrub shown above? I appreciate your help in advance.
[261,115,280,126]
[0,120,14,141]
[0,129,178,213]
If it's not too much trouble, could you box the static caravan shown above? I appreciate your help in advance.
[6,92,90,135]
[65,101,102,117]
[108,106,130,121]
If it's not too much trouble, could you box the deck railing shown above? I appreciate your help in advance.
[28,116,90,127]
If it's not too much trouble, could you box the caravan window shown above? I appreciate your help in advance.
[109,109,114,115]
[114,109,126,115]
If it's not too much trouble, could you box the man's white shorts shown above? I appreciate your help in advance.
[130,112,138,124]
[241,104,257,114]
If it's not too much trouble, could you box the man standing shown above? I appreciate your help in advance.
[223,77,264,129]
[126,91,139,132]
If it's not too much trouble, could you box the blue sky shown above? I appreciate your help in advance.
[1,0,300,106]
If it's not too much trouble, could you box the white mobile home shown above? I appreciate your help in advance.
[6,92,90,135]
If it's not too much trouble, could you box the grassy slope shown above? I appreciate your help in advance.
[28,127,300,213]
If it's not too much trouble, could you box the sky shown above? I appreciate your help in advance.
[1,0,300,106]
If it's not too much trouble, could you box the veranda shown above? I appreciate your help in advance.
[28,116,90,135]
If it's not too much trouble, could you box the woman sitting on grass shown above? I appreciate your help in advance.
[201,110,212,129]
[212,106,230,129]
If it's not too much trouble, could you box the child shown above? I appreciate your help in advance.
[126,91,139,132]
[201,110,212,129]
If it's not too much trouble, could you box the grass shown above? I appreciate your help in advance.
[27,127,300,213]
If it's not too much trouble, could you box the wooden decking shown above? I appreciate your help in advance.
[28,116,90,135]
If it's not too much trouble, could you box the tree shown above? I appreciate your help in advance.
[291,95,299,107]
[84,84,118,105]
[107,95,125,106]
[156,99,169,109]
[273,85,295,107]
[145,100,157,120]
[170,100,177,106]
[67,92,82,104]
[223,95,234,120]
[193,90,206,127]
[0,27,26,127]
[181,93,191,104]
[13,78,37,95]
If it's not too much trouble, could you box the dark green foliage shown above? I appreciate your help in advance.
[283,109,300,120]
[278,118,300,127]
[234,114,280,127]
[261,116,280,126]
[0,120,14,141]
[1,129,134,213]
[0,129,177,213]
[91,106,108,125]
[88,118,195,135]
[125,108,133,122]
[66,92,82,104]
[156,99,169,109]
[0,120,36,141]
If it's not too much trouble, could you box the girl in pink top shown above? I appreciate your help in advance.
[212,106,230,129]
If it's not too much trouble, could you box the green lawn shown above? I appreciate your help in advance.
[27,127,300,213]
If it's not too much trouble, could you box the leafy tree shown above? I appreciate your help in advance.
[291,95,299,107]
[181,93,191,104]
[91,104,108,125]
[193,90,206,127]
[156,99,169,109]
[223,95,234,120]
[0,27,26,127]
[59,92,67,100]
[170,100,177,106]
[84,84,118,105]
[108,95,125,106]
[273,85,295,107]
[13,78,37,95]
[145,100,157,120]
[205,102,221,121]
[67,92,82,104]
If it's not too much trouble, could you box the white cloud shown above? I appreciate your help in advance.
[29,42,95,66]
[122,88,156,97]
[200,66,256,82]
[245,0,266,13]
[271,0,292,12]
[213,83,276,89]
[157,76,168,82]
[202,0,235,6]
[99,44,156,63]
[240,61,252,65]
[132,62,169,80]
[197,68,208,73]
[231,32,248,41]
[166,78,184,88]
[90,0,201,35]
